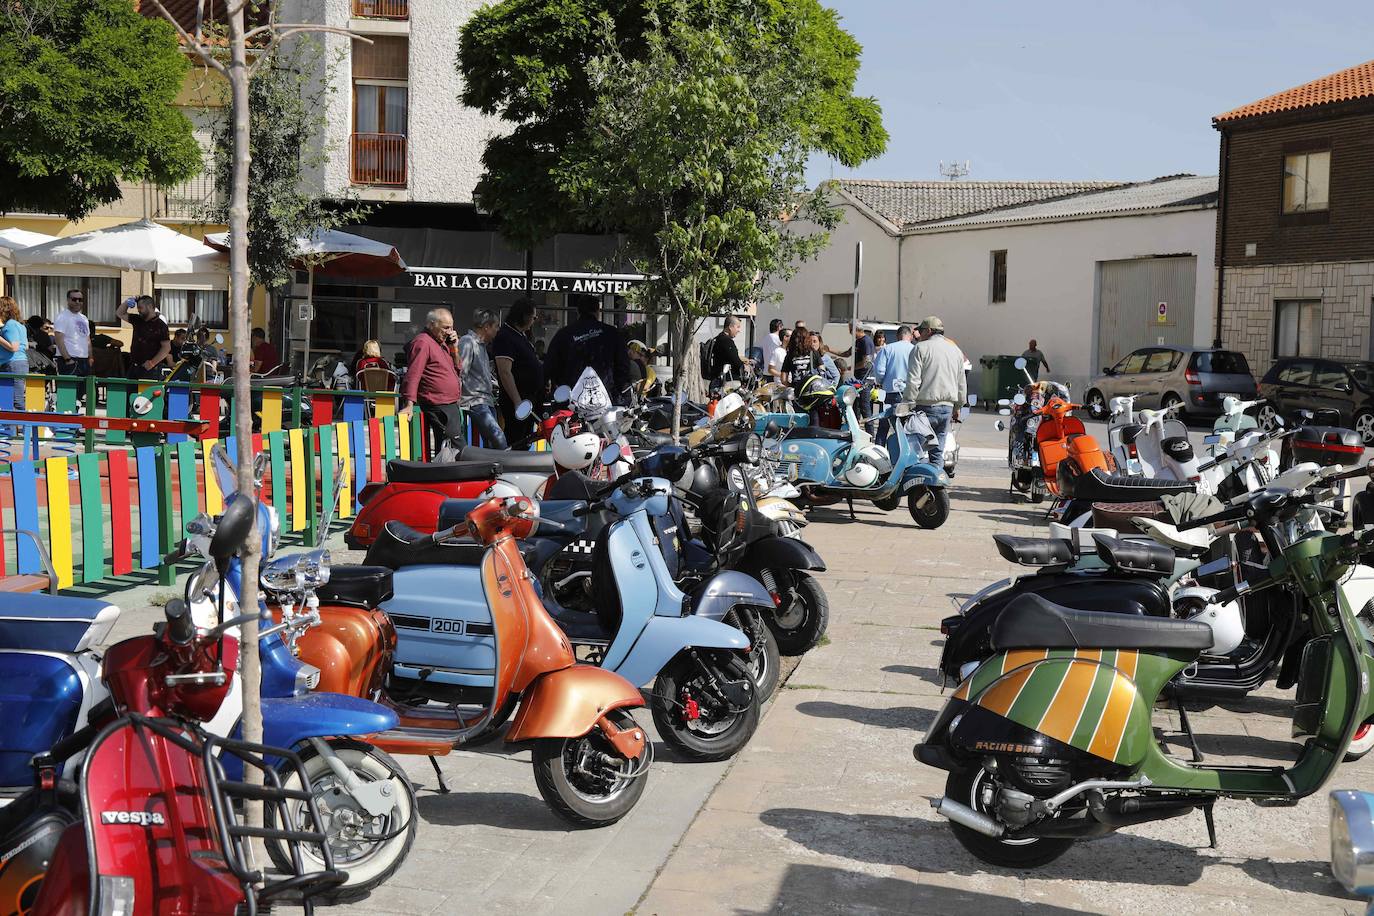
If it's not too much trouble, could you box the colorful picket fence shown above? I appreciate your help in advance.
[0,412,424,590]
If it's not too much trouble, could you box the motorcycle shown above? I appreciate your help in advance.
[918,471,1374,868]
[998,380,1071,502]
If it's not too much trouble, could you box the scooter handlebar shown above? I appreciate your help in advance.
[1176,503,1252,531]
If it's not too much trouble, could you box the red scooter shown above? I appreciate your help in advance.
[0,500,346,915]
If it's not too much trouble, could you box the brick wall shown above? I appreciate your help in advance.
[1220,260,1374,375]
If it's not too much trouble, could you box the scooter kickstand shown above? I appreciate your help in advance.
[1176,696,1204,763]
[847,497,857,520]
[1202,802,1218,849]
[428,755,451,794]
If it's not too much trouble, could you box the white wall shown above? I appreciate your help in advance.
[901,209,1216,392]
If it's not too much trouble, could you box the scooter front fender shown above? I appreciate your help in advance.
[506,665,644,742]
[611,614,751,688]
[737,535,826,574]
[689,570,775,621]
[900,464,948,490]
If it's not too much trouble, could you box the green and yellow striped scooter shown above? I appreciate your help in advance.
[917,467,1374,867]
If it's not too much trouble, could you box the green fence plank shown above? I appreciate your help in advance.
[318,425,335,540]
[157,446,176,586]
[77,452,103,583]
[105,380,130,444]
[176,440,198,534]
[268,430,287,526]
[55,378,78,414]
[383,416,397,460]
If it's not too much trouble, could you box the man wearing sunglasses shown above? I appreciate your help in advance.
[53,288,91,377]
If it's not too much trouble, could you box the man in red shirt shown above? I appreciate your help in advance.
[400,308,463,455]
[250,327,280,374]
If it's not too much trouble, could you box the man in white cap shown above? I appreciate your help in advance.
[903,315,966,468]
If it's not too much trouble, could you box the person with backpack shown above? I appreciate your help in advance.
[706,316,749,388]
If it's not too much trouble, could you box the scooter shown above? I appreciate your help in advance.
[918,470,1374,868]
[772,382,950,528]
[0,496,347,914]
[361,472,766,762]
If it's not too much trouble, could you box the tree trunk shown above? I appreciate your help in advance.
[226,6,265,849]
[669,310,689,444]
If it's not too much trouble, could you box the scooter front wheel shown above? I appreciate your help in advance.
[727,608,781,700]
[532,709,650,827]
[908,486,951,528]
[945,767,1074,868]
[651,650,761,761]
[266,739,418,903]
[764,570,830,655]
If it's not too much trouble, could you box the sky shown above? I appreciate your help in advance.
[806,0,1374,185]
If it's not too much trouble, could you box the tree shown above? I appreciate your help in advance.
[0,0,201,219]
[460,0,886,434]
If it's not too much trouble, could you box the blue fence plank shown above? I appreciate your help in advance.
[351,421,367,497]
[166,387,191,444]
[11,460,39,574]
[340,395,366,424]
[136,446,160,569]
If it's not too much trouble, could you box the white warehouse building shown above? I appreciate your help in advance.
[761,175,1220,394]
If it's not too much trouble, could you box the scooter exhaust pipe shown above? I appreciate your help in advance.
[930,796,1004,838]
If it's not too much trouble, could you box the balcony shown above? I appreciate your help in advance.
[155,170,222,221]
[352,0,408,19]
[351,133,407,187]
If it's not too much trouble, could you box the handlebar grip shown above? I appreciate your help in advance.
[163,539,190,565]
[41,721,100,766]
[1213,570,1272,605]
[1177,503,1250,531]
[164,599,195,646]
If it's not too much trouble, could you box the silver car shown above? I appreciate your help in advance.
[1083,346,1256,420]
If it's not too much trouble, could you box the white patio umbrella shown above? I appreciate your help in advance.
[15,219,226,277]
[0,228,58,270]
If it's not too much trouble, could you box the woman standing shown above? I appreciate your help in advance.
[0,297,30,421]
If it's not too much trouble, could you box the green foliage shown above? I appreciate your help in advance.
[0,0,201,219]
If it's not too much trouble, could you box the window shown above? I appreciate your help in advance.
[1282,150,1330,213]
[824,293,853,323]
[1191,350,1250,376]
[10,275,118,324]
[157,289,227,328]
[1118,351,1148,374]
[1275,299,1321,358]
[351,36,409,187]
[1311,363,1351,391]
[1277,360,1313,385]
[990,250,1007,303]
[1143,350,1176,373]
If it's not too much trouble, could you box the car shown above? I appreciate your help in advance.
[1258,357,1374,445]
[1083,347,1256,421]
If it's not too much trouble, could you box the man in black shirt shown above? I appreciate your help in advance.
[543,297,631,402]
[708,315,749,386]
[116,295,171,379]
[491,298,543,445]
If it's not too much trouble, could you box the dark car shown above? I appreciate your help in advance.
[1083,347,1256,420]
[1258,357,1374,444]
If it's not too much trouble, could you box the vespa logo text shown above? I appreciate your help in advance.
[430,619,464,634]
[101,811,166,827]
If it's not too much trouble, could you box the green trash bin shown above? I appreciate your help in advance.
[978,355,1037,409]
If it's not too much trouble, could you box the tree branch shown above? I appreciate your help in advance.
[146,0,227,75]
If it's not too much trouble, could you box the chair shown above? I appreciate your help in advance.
[356,367,397,393]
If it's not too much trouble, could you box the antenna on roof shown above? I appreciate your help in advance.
[938,160,971,181]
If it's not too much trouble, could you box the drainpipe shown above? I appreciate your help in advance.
[896,233,904,324]
[1213,130,1230,349]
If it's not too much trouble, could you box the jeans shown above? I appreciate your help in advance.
[59,356,90,377]
[466,403,508,450]
[909,403,953,469]
[2,358,27,434]
[418,401,463,459]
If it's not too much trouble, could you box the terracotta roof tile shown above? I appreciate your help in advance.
[1215,59,1374,123]
[137,0,269,37]
[836,179,1129,230]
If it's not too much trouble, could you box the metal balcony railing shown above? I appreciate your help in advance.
[352,0,408,19]
[350,133,407,187]
[156,170,222,221]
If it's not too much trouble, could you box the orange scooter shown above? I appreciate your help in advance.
[1033,396,1113,497]
[263,496,653,827]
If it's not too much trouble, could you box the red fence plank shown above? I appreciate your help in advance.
[107,450,133,577]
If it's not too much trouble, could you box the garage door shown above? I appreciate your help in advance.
[1095,256,1197,369]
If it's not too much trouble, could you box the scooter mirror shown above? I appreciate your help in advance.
[1273,415,1285,428]
[132,395,154,416]
[252,450,269,487]
[209,493,256,567]
[997,398,1011,408]
[995,419,1007,431]
[215,333,225,345]
[1013,393,1027,406]
[841,387,858,406]
[553,385,573,403]
[514,399,534,420]
[1013,357,1027,370]
[1203,433,1221,445]
[967,394,978,407]
[600,443,623,467]
[959,406,972,422]
[998,410,1011,418]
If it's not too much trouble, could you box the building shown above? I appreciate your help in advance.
[1213,58,1374,375]
[762,175,1219,391]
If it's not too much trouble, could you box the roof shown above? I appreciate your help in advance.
[835,179,1129,230]
[137,0,270,37]
[1215,58,1374,124]
[915,175,1218,231]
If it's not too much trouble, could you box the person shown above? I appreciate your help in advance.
[1021,338,1051,379]
[874,330,887,351]
[765,318,785,363]
[400,308,463,455]
[52,288,91,377]
[251,327,280,374]
[708,316,749,387]
[869,324,915,442]
[491,298,543,444]
[543,297,631,401]
[171,328,189,351]
[830,323,875,378]
[0,298,25,428]
[354,339,390,374]
[116,295,171,380]
[780,326,813,387]
[626,339,656,397]
[903,316,967,469]
[26,315,56,363]
[458,309,507,450]
[767,328,791,382]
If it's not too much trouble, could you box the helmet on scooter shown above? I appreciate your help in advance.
[551,422,601,471]
[1176,589,1245,656]
[843,460,880,488]
[797,374,835,413]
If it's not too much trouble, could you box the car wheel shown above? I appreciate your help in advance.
[1257,404,1279,432]
[1085,389,1108,420]
[1356,411,1374,447]
[1161,392,1185,418]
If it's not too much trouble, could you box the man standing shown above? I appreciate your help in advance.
[765,318,784,362]
[400,308,463,456]
[1021,338,1050,380]
[458,309,507,450]
[116,295,171,380]
[250,327,280,374]
[543,297,631,400]
[53,288,91,377]
[903,316,967,469]
[869,324,914,442]
[708,316,749,386]
[491,298,543,444]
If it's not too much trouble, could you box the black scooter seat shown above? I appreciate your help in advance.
[451,443,556,473]
[992,535,1074,568]
[364,521,536,570]
[316,565,394,607]
[792,426,852,441]
[386,459,501,485]
[1091,534,1174,577]
[1068,468,1193,503]
[991,593,1211,652]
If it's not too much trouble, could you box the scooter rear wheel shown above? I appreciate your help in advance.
[908,486,951,528]
[945,767,1075,868]
[532,709,649,827]
[651,651,761,761]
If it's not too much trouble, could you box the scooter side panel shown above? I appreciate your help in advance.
[384,565,497,685]
[289,605,391,697]
[612,615,750,688]
[602,521,680,671]
[0,652,85,788]
[776,439,844,485]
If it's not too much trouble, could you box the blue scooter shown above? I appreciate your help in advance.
[772,381,951,528]
[363,470,771,762]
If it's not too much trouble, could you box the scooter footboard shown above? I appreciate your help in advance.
[506,665,644,743]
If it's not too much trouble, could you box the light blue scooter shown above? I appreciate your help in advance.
[368,474,772,761]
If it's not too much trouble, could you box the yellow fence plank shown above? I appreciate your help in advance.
[45,456,73,589]
[335,422,352,519]
[201,438,223,515]
[261,389,283,433]
[288,427,306,531]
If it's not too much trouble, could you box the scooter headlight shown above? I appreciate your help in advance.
[296,549,331,589]
[1330,790,1374,895]
[260,554,304,594]
[744,433,763,464]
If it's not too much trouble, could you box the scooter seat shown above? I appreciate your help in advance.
[1068,468,1193,503]
[791,426,852,441]
[316,565,394,607]
[364,521,537,570]
[990,593,1212,652]
[451,443,556,473]
[0,593,119,653]
[386,459,501,485]
[1090,534,1174,576]
[992,535,1074,568]
[636,430,675,448]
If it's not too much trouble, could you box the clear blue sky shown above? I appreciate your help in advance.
[807,0,1374,185]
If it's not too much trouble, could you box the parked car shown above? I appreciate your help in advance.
[1083,346,1256,420]
[1258,357,1374,444]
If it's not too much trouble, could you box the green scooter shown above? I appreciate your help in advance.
[916,463,1374,867]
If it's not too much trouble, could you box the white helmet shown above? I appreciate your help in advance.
[713,392,747,426]
[843,460,880,488]
[1176,587,1245,656]
[551,423,600,471]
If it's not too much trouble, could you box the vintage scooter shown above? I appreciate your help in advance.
[772,382,950,528]
[0,497,347,915]
[918,470,1374,868]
